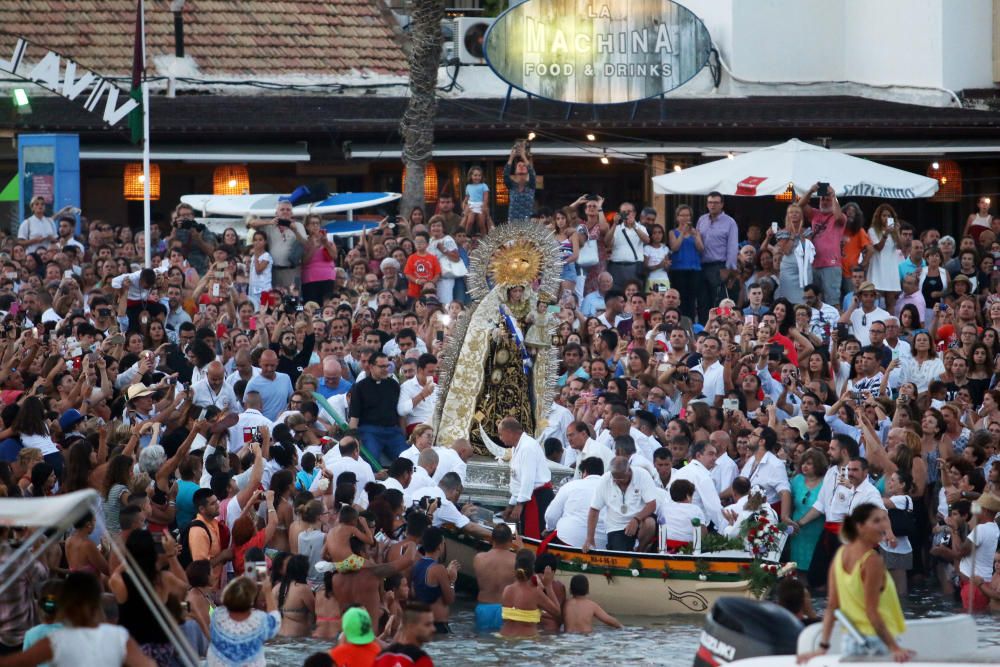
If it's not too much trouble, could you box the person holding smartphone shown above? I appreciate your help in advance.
[866,203,903,312]
[797,182,847,308]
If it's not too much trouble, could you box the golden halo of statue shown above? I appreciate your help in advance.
[465,220,563,303]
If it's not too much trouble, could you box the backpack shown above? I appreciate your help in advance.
[887,496,915,538]
[177,519,211,568]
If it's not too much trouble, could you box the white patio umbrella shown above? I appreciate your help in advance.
[652,138,939,199]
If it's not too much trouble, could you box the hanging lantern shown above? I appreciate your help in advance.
[450,166,462,200]
[774,183,795,202]
[123,163,160,201]
[927,160,961,202]
[495,166,509,205]
[402,163,439,202]
[213,165,250,195]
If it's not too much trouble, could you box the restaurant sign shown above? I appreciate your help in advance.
[484,0,712,105]
[0,38,138,127]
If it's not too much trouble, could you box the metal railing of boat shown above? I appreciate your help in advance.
[0,490,199,667]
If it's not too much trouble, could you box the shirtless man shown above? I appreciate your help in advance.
[473,523,517,632]
[562,574,623,633]
[331,543,417,625]
[323,505,375,570]
[500,549,561,637]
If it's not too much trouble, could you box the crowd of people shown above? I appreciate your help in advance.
[0,148,998,666]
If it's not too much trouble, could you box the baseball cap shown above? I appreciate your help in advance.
[59,409,85,433]
[341,607,375,645]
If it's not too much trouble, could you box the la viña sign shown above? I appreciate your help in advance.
[485,0,712,105]
[0,38,138,127]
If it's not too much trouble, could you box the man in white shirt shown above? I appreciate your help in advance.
[739,425,792,520]
[842,281,890,347]
[396,353,438,431]
[382,457,412,498]
[566,421,612,477]
[691,336,725,404]
[631,410,662,462]
[499,417,552,539]
[613,435,658,483]
[409,472,492,539]
[18,196,57,253]
[583,456,658,553]
[544,457,607,549]
[192,361,239,412]
[321,439,376,509]
[539,399,574,451]
[670,441,725,529]
[227,391,274,453]
[406,449,438,507]
[708,431,740,496]
[604,203,649,286]
[431,439,473,485]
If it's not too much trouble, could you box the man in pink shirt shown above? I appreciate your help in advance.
[798,182,847,307]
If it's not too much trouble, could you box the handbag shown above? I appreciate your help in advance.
[887,496,915,538]
[577,238,600,268]
[439,255,468,279]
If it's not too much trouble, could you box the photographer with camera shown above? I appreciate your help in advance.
[248,200,307,290]
[603,202,648,287]
[168,203,217,275]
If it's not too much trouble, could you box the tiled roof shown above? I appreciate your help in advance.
[11,95,1000,141]
[0,0,407,77]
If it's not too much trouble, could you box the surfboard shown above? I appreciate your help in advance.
[180,191,401,217]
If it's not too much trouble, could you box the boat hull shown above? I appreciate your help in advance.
[444,530,753,616]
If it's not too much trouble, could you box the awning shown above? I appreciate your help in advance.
[350,139,1000,160]
[0,175,17,202]
[0,489,98,529]
[79,143,310,163]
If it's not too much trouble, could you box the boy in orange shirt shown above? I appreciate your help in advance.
[403,233,441,300]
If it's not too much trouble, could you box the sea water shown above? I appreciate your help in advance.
[266,585,1000,666]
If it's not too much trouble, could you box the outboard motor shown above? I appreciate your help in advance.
[694,597,802,666]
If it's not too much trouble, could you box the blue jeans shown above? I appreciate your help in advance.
[358,424,408,464]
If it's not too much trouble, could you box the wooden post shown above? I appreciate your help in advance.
[649,154,668,225]
[995,0,1000,82]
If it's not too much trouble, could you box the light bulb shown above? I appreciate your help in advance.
[931,161,940,170]
[586,133,596,141]
[137,174,145,183]
[600,155,610,165]
[228,179,238,188]
[673,164,682,172]
[527,131,536,141]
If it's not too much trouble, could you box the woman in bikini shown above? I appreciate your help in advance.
[185,560,216,641]
[65,511,109,581]
[312,570,342,640]
[272,554,315,637]
[500,549,561,637]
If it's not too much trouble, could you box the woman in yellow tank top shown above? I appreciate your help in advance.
[812,503,913,662]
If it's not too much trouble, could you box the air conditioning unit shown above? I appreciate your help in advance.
[455,17,494,65]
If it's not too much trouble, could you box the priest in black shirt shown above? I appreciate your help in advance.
[349,351,408,464]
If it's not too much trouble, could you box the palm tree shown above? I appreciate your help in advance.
[400,0,444,216]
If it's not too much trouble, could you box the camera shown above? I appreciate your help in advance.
[276,218,293,228]
[816,182,830,197]
[282,295,303,314]
[178,218,207,233]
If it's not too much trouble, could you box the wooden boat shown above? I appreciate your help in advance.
[443,529,760,616]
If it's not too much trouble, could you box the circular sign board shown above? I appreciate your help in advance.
[485,0,712,105]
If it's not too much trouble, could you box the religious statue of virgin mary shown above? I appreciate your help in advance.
[432,221,562,456]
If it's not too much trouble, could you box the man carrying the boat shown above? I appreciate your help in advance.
[499,418,554,540]
[582,457,659,553]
